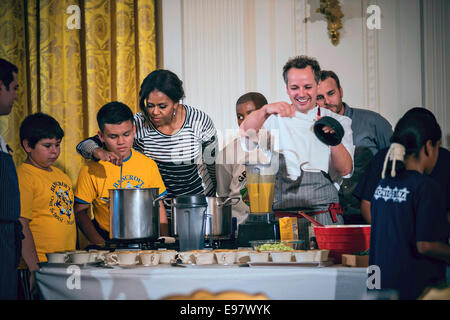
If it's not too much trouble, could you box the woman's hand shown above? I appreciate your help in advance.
[93,148,122,166]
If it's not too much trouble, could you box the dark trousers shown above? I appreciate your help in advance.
[17,269,40,300]
[92,219,110,241]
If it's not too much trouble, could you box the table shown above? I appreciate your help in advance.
[36,264,370,300]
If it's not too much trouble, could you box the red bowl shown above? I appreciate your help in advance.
[313,225,370,264]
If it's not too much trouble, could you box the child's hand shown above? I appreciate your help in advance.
[93,148,122,166]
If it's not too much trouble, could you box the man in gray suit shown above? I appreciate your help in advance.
[317,70,393,224]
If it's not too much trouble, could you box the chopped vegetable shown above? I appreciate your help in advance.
[256,243,294,251]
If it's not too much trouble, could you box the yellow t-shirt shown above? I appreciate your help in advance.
[18,163,77,263]
[74,149,166,232]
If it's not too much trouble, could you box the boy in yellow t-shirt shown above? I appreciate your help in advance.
[18,113,77,295]
[74,101,168,246]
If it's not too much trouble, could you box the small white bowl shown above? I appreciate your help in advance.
[293,250,316,263]
[158,250,178,264]
[192,251,216,265]
[270,251,292,263]
[235,249,251,263]
[214,250,236,265]
[249,251,270,263]
[313,249,329,262]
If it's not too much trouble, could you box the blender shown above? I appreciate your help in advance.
[236,151,280,247]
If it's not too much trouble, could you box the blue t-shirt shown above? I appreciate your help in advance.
[354,147,450,211]
[369,170,449,299]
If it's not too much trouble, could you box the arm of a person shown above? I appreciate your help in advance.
[216,163,233,197]
[330,143,353,177]
[325,113,354,177]
[201,115,219,195]
[353,148,388,221]
[18,217,40,294]
[203,136,218,195]
[74,202,105,245]
[361,199,371,224]
[159,201,168,236]
[415,179,450,264]
[239,102,295,135]
[417,241,450,264]
[76,135,122,165]
[19,217,40,272]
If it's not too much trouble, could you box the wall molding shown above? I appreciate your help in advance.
[422,0,449,147]
[362,0,380,113]
[294,0,307,55]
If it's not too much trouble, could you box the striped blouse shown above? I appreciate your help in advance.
[76,105,217,198]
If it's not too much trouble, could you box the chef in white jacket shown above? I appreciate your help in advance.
[240,56,355,245]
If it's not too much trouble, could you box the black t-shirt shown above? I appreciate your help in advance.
[353,147,450,211]
[369,171,449,299]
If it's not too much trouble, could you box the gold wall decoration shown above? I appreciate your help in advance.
[316,0,344,46]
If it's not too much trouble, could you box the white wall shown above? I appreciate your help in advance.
[161,0,449,148]
[422,0,450,148]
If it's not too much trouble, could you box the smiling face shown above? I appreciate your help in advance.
[0,72,18,116]
[317,77,344,115]
[145,89,179,127]
[285,66,318,113]
[98,120,135,160]
[24,137,61,170]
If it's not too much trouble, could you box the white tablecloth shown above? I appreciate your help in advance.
[36,264,370,300]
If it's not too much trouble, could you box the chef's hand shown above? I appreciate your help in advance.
[93,148,122,166]
[314,115,335,135]
[264,102,296,118]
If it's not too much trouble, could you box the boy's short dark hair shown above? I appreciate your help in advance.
[319,70,341,90]
[20,112,64,149]
[236,92,268,110]
[97,101,134,132]
[0,58,18,90]
[282,55,321,84]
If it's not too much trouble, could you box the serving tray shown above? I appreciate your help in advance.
[39,261,103,268]
[246,260,334,268]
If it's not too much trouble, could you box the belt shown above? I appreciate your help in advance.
[274,202,344,224]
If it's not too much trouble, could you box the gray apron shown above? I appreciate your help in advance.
[273,154,344,246]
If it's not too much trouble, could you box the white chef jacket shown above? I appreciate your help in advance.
[241,106,355,189]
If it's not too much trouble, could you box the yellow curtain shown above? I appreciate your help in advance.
[0,0,157,183]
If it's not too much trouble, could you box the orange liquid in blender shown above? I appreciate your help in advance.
[247,182,275,213]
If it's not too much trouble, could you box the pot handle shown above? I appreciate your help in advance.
[100,197,110,204]
[219,197,240,207]
[153,194,168,206]
[162,197,173,207]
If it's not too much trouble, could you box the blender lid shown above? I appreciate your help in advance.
[174,194,207,208]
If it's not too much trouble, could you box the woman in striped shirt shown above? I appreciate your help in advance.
[76,69,217,198]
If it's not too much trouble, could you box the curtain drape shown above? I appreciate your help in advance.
[0,0,157,183]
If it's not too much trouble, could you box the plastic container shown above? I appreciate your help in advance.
[313,225,370,264]
[249,240,305,251]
